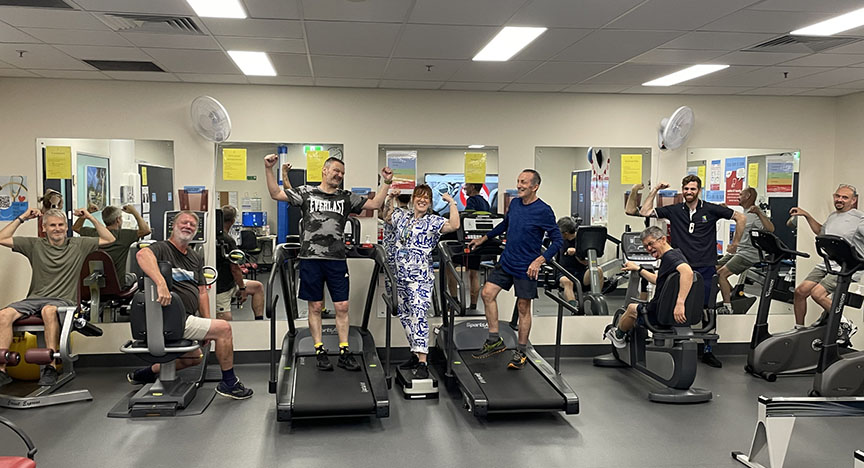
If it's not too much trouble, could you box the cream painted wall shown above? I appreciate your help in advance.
[1,77,858,353]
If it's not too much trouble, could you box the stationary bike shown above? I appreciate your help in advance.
[744,230,819,381]
[810,235,864,397]
[576,225,610,316]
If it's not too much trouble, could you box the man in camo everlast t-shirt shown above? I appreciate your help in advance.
[265,154,392,372]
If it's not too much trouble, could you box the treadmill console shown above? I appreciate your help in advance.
[462,213,504,241]
[621,232,656,264]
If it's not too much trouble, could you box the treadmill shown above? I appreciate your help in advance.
[267,218,397,421]
[435,218,579,418]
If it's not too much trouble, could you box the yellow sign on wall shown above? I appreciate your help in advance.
[141,167,148,185]
[697,165,706,184]
[306,150,330,183]
[464,152,487,184]
[748,162,759,187]
[222,148,247,181]
[45,146,72,179]
[621,154,642,184]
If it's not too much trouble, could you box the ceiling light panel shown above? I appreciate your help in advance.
[643,64,730,86]
[791,7,864,36]
[186,0,246,18]
[474,27,547,61]
[228,50,276,76]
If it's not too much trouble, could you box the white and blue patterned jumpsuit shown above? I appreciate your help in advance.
[390,208,446,355]
[381,218,398,296]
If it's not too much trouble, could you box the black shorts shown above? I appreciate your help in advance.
[556,265,587,285]
[4,297,74,318]
[454,253,481,270]
[637,301,658,324]
[487,264,538,299]
[298,259,350,303]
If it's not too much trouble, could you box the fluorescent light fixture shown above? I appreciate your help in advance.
[792,7,864,36]
[473,27,547,62]
[186,0,247,18]
[228,51,276,76]
[643,64,729,86]
[468,144,485,149]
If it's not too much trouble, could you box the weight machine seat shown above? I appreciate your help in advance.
[12,316,45,327]
[575,225,607,258]
[650,271,704,328]
[78,250,138,301]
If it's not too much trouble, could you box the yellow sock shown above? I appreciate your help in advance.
[339,342,349,348]
[314,342,324,348]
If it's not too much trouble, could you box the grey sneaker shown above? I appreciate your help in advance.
[216,378,253,400]
[471,337,506,359]
[604,327,627,349]
[0,370,12,389]
[38,366,59,386]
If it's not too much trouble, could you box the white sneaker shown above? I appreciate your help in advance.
[605,327,627,349]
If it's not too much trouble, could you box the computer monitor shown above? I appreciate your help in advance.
[242,211,267,227]
[423,173,498,216]
[164,210,207,244]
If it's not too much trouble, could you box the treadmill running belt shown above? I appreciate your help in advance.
[291,354,376,417]
[460,351,564,412]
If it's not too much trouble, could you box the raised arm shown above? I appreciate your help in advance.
[123,204,151,238]
[674,263,694,324]
[71,204,97,233]
[74,208,115,246]
[727,211,747,254]
[750,205,774,233]
[440,193,461,234]
[363,167,394,211]
[625,183,644,216]
[381,189,400,223]
[0,208,39,248]
[789,207,821,235]
[264,154,289,202]
[640,182,669,217]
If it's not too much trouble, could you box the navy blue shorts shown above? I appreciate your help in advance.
[298,259,350,303]
[692,265,716,307]
[487,264,538,299]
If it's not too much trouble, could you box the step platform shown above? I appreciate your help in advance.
[395,367,438,400]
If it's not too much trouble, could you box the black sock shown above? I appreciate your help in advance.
[417,361,427,367]
[254,316,263,320]
[704,344,713,353]
[221,368,237,385]
[470,303,477,309]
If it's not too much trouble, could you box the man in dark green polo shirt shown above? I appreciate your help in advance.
[74,204,150,288]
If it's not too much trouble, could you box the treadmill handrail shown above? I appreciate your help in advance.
[438,239,467,380]
[540,246,578,373]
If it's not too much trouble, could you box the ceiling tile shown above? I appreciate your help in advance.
[311,56,387,79]
[379,79,443,90]
[780,53,864,67]
[516,62,613,84]
[72,0,195,15]
[54,44,149,60]
[31,69,108,79]
[315,77,381,88]
[447,61,540,82]
[142,48,241,74]
[608,0,759,31]
[748,0,864,13]
[302,0,411,22]
[829,78,864,89]
[658,31,776,51]
[739,87,814,95]
[247,76,313,85]
[795,88,859,96]
[553,30,682,62]
[679,86,754,94]
[202,18,303,39]
[711,51,808,66]
[383,58,463,80]
[776,67,864,87]
[20,28,130,46]
[0,21,39,43]
[217,37,306,54]
[629,48,728,64]
[441,82,505,91]
[0,43,91,70]
[825,40,864,55]
[243,0,300,19]
[0,68,37,77]
[0,6,109,30]
[306,21,401,57]
[269,53,312,76]
[508,0,644,28]
[121,32,220,50]
[580,63,681,85]
[101,70,180,81]
[177,73,249,84]
[409,0,525,26]
[700,10,831,33]
[394,24,498,60]
[561,84,631,93]
[620,85,688,94]
[501,83,568,92]
[686,66,831,87]
[513,28,592,61]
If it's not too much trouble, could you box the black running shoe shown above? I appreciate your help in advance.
[216,378,253,400]
[315,347,333,371]
[337,348,362,371]
[399,354,420,370]
[126,368,157,385]
[507,350,527,370]
[413,362,429,379]
[701,352,723,368]
[471,337,506,359]
[38,366,59,386]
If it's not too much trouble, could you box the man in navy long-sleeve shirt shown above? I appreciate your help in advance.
[467,169,562,370]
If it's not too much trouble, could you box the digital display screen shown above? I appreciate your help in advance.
[242,211,267,227]
[423,173,498,216]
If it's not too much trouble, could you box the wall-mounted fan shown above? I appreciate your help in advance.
[658,106,694,150]
[190,95,232,143]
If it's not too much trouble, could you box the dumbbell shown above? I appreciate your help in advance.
[24,348,59,366]
[0,349,20,367]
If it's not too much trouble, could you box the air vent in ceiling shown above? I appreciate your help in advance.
[0,0,73,8]
[744,35,861,53]
[96,14,203,35]
[83,60,165,72]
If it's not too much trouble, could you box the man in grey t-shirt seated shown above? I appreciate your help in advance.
[716,188,775,314]
[790,184,863,327]
[0,208,114,388]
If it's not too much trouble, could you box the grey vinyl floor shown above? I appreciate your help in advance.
[0,355,861,468]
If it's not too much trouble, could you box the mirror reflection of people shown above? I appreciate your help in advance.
[715,188,774,314]
[640,175,746,369]
[215,206,265,321]
[789,184,862,327]
[556,217,602,310]
[467,169,562,370]
[384,185,460,379]
[445,183,491,310]
[265,154,393,372]
[73,203,151,289]
[0,208,113,388]
[625,183,651,300]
